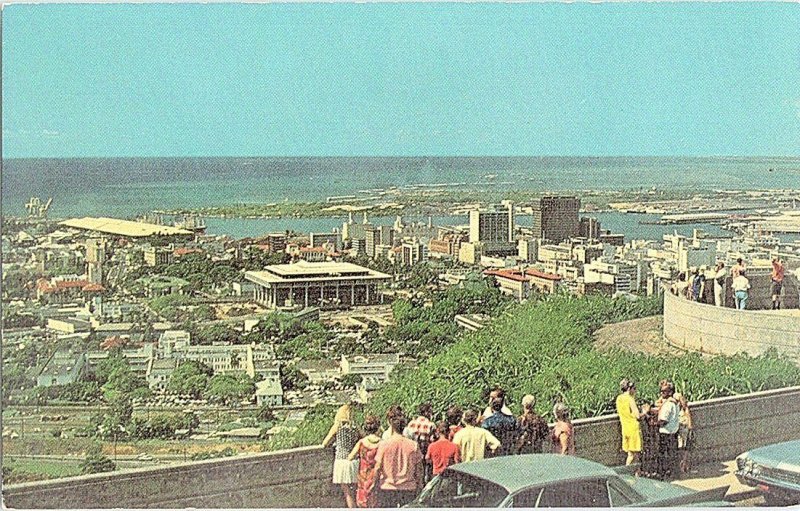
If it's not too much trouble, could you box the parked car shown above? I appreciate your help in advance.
[736,440,800,506]
[407,454,730,508]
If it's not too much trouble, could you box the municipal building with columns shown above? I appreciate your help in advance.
[244,261,391,309]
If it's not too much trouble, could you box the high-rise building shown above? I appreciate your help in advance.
[364,226,381,258]
[400,239,428,266]
[469,203,515,255]
[85,238,106,284]
[310,232,342,251]
[579,217,601,240]
[531,196,580,242]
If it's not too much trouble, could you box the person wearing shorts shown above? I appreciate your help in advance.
[771,258,785,310]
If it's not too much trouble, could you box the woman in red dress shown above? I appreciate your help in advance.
[348,415,382,508]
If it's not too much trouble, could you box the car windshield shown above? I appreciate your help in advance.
[411,470,509,508]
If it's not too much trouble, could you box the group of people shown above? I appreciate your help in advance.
[672,257,788,311]
[321,388,575,508]
[616,379,693,480]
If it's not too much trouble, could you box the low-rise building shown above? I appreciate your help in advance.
[37,350,87,387]
[146,358,178,389]
[255,378,284,407]
[340,353,400,391]
[245,261,391,309]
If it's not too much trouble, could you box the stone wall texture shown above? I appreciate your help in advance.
[5,386,800,509]
[663,286,800,358]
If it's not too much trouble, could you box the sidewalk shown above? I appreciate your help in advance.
[671,459,761,502]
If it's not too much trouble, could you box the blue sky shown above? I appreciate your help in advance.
[3,3,799,158]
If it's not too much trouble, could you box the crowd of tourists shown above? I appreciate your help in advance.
[321,388,570,508]
[322,381,690,508]
[671,257,789,311]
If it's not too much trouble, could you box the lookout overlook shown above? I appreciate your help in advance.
[5,288,800,508]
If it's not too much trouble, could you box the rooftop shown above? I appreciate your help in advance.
[245,261,390,284]
[60,217,193,238]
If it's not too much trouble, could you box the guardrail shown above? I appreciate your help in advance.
[5,386,800,509]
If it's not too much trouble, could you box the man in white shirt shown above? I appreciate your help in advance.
[732,271,751,310]
[657,381,680,480]
[713,262,726,307]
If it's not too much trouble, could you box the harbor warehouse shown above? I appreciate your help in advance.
[245,261,391,308]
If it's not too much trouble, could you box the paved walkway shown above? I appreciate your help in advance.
[672,459,763,504]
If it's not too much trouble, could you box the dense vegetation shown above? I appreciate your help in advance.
[277,293,800,447]
[368,293,800,419]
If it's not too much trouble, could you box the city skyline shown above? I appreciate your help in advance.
[3,3,800,159]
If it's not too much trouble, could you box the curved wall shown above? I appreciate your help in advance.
[663,288,800,358]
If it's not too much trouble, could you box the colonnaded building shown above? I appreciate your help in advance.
[244,261,391,309]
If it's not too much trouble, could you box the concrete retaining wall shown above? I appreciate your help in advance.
[2,445,340,509]
[663,287,800,358]
[5,386,800,509]
[574,385,800,466]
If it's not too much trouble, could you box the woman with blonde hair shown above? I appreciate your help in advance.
[551,403,575,455]
[322,403,361,508]
[674,393,693,473]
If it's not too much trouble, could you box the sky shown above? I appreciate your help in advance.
[3,3,800,158]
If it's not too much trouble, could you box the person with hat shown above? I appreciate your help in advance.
[616,379,644,466]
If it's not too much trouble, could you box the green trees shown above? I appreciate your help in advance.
[384,284,511,358]
[166,360,214,398]
[79,444,116,475]
[338,374,364,388]
[204,373,256,406]
[95,353,150,401]
[193,324,240,345]
[280,363,309,391]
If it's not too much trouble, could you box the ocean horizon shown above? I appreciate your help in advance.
[4,156,799,219]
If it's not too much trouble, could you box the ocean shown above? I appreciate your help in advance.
[3,156,798,240]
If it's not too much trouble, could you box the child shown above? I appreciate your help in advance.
[426,421,460,476]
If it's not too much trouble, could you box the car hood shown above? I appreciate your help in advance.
[743,440,800,469]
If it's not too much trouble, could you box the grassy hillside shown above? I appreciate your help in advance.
[273,293,800,448]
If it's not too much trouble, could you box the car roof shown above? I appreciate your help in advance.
[446,454,618,494]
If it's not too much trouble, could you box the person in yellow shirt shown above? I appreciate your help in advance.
[616,378,643,466]
[452,409,501,462]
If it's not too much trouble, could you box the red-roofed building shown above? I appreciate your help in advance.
[483,267,563,300]
[483,269,532,301]
[36,276,95,304]
[100,336,127,350]
[173,247,204,258]
[299,246,327,262]
[81,283,105,293]
[525,268,563,294]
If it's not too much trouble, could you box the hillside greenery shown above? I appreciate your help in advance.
[276,293,800,447]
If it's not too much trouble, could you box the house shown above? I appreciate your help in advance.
[37,350,87,387]
[255,378,284,407]
[146,358,178,389]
